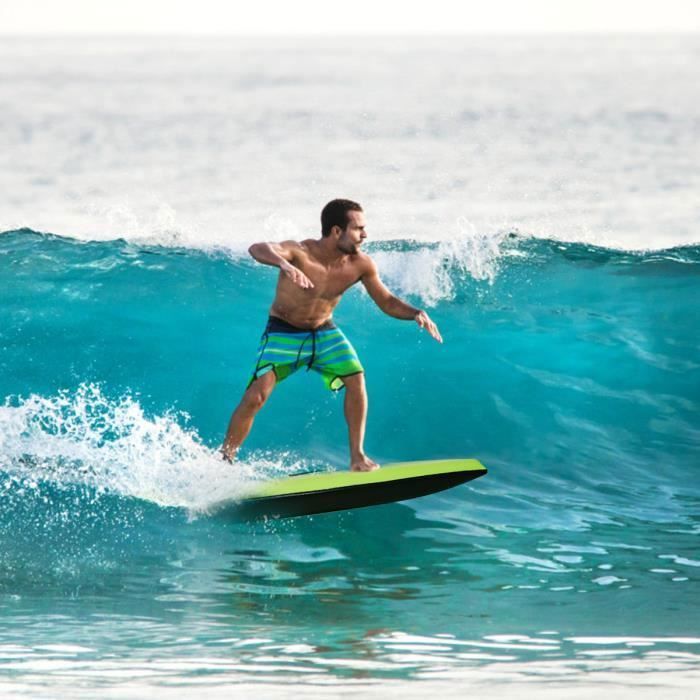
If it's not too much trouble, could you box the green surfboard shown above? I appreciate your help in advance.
[219,458,487,521]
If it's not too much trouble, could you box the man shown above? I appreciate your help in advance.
[222,199,442,472]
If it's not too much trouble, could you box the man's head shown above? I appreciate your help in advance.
[321,199,366,255]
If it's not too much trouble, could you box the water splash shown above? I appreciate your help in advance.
[0,384,266,512]
[372,219,506,306]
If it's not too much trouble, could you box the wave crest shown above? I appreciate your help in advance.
[0,384,260,512]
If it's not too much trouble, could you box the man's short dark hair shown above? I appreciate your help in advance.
[321,199,363,237]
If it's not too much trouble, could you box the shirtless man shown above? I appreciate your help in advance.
[222,199,442,472]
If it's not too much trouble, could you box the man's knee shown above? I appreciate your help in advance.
[243,389,266,411]
[243,372,275,410]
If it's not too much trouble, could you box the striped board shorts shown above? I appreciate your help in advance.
[249,316,364,392]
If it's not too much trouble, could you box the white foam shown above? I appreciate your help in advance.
[371,220,507,306]
[0,384,292,513]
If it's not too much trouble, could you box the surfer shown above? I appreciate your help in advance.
[222,199,442,471]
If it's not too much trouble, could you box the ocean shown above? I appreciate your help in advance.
[1,35,699,698]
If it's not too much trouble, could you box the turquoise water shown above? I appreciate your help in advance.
[1,228,699,695]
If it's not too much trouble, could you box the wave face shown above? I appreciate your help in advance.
[1,228,699,693]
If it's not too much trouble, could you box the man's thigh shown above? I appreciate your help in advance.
[245,367,277,403]
[340,372,365,391]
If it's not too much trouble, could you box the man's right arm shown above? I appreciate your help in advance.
[247,241,314,289]
[248,240,295,267]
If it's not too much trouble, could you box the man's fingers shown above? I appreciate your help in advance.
[297,271,314,288]
[300,273,314,289]
[427,321,442,343]
[285,267,314,289]
[416,312,443,343]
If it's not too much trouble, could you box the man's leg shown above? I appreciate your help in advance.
[341,373,379,472]
[222,370,277,461]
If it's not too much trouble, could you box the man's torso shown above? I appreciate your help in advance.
[270,239,369,329]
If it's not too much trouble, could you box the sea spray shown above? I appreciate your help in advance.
[0,383,268,512]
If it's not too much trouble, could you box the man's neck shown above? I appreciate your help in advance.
[313,237,348,265]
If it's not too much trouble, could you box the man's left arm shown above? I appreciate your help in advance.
[360,258,443,343]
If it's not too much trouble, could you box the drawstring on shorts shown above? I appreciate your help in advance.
[294,328,318,371]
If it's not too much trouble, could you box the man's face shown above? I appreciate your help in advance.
[336,210,367,255]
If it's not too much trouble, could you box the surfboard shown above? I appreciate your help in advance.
[218,458,487,521]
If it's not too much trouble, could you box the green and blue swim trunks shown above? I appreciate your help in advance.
[249,316,364,392]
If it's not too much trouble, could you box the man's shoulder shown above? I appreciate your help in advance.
[352,251,377,274]
[278,239,307,249]
[276,239,309,259]
[296,238,318,253]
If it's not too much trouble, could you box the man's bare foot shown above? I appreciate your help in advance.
[350,454,380,472]
[220,447,237,464]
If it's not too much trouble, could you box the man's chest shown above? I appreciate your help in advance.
[300,259,361,298]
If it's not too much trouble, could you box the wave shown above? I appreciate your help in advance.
[2,227,699,310]
[0,383,302,513]
[1,226,697,520]
[5,207,700,259]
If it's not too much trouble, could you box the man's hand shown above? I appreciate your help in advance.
[280,260,314,289]
[415,310,443,343]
